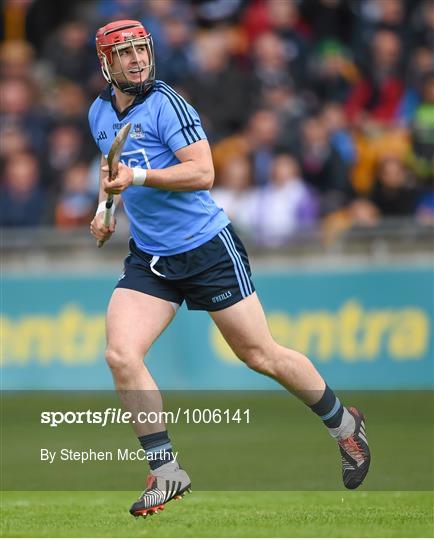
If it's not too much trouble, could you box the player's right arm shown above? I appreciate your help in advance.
[90,154,117,242]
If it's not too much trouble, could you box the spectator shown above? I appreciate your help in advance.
[251,31,290,93]
[369,156,419,217]
[346,29,405,126]
[410,72,434,184]
[321,102,357,165]
[244,108,282,186]
[0,152,46,227]
[239,153,319,247]
[42,21,97,90]
[55,162,96,228]
[141,0,192,62]
[212,108,285,186]
[243,1,309,62]
[0,40,35,78]
[415,169,434,226]
[212,156,252,224]
[0,126,30,162]
[192,0,243,27]
[134,0,195,100]
[295,115,352,214]
[92,0,142,23]
[157,17,193,86]
[241,0,271,44]
[301,0,354,45]
[375,0,407,37]
[265,0,310,87]
[351,0,408,65]
[260,74,307,151]
[0,77,49,155]
[25,0,75,54]
[309,40,359,105]
[350,123,410,196]
[45,81,89,125]
[322,198,380,244]
[42,123,90,190]
[181,30,252,141]
[411,0,434,51]
[398,45,434,125]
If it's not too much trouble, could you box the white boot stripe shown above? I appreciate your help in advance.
[137,468,191,511]
[358,432,368,445]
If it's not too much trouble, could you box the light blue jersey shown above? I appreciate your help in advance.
[88,80,229,255]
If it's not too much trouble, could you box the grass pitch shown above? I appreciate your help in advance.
[1,490,433,537]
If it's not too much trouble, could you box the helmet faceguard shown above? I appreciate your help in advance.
[96,20,155,96]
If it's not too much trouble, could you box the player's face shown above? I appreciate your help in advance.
[111,43,151,85]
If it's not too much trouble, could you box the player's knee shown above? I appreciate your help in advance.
[241,345,276,377]
[105,346,139,378]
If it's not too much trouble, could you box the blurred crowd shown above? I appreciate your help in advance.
[1,0,433,246]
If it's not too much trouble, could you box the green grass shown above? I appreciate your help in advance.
[1,490,433,537]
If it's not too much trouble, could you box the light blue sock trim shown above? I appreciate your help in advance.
[321,398,341,421]
[147,442,173,454]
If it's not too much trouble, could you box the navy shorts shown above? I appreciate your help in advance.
[115,224,255,311]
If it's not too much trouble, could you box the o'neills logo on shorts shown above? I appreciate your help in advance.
[212,291,232,303]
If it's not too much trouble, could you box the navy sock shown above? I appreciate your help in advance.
[138,430,175,470]
[310,385,344,428]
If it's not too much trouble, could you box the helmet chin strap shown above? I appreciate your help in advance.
[112,77,146,96]
[109,40,155,96]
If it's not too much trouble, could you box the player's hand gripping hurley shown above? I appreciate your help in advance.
[97,122,132,247]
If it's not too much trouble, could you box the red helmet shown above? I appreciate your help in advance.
[95,20,155,95]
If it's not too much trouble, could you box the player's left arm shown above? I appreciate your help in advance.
[101,139,214,194]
